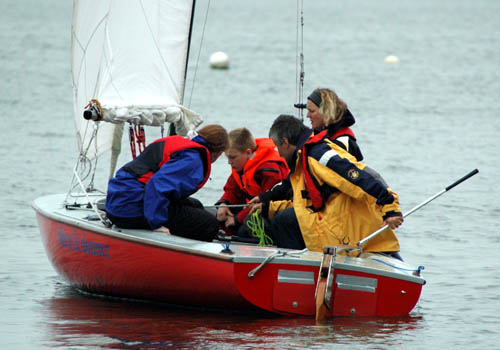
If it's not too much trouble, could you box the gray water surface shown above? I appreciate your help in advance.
[1,0,499,349]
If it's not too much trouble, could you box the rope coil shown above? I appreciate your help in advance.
[246,210,273,247]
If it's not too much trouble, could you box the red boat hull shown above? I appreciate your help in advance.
[37,213,254,309]
[233,262,423,317]
[36,199,424,317]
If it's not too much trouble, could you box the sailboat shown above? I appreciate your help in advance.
[33,0,427,318]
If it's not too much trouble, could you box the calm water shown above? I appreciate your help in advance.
[1,0,500,349]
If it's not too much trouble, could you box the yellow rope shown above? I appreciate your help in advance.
[246,210,273,246]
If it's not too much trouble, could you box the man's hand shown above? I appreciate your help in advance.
[383,216,404,229]
[248,202,262,215]
[248,196,261,205]
[224,216,236,228]
[216,204,233,221]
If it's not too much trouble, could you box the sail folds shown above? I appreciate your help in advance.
[72,0,196,159]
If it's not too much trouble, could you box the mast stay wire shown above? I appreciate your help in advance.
[187,1,304,121]
[295,0,305,121]
[187,0,212,109]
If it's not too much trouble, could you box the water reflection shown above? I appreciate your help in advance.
[40,284,424,349]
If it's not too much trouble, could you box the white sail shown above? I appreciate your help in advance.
[71,0,198,160]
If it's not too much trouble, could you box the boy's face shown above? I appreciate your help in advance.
[225,147,252,172]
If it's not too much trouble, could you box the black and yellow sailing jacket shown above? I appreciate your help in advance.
[268,135,401,253]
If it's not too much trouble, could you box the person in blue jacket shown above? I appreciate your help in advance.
[105,124,229,242]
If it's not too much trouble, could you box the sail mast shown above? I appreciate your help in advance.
[168,0,197,136]
[181,0,196,105]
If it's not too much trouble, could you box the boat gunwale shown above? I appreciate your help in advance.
[32,195,234,262]
[33,194,426,285]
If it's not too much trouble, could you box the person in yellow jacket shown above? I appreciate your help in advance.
[252,114,404,257]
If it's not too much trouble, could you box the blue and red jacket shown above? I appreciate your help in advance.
[105,135,211,229]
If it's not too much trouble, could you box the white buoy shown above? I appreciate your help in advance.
[209,51,229,69]
[384,55,400,63]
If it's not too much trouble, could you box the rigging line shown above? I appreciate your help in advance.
[71,6,108,91]
[76,138,95,189]
[295,0,301,108]
[72,10,109,122]
[94,8,112,101]
[81,120,97,158]
[299,2,304,105]
[295,0,298,105]
[79,118,93,159]
[247,210,273,247]
[92,2,124,105]
[139,0,178,95]
[101,10,125,104]
[78,8,111,104]
[66,157,83,204]
[187,0,212,108]
[71,164,109,226]
[70,102,97,197]
[77,119,100,187]
[87,123,100,190]
[66,151,93,202]
[295,0,305,121]
[370,258,425,273]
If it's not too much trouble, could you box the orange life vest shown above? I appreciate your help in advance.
[231,138,288,199]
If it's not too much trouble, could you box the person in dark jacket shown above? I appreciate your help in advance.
[306,88,363,161]
[249,88,365,209]
[105,124,229,242]
[251,115,404,255]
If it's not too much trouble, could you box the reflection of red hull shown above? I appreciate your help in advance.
[34,194,425,317]
[44,294,423,348]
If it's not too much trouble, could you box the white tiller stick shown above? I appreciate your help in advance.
[357,169,479,249]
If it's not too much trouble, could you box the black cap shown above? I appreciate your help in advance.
[307,89,322,107]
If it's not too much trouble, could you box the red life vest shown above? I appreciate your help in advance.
[300,127,355,211]
[124,135,211,187]
[231,138,289,199]
[316,126,356,141]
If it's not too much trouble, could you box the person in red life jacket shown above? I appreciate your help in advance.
[247,88,365,211]
[306,88,363,161]
[306,88,392,188]
[105,124,229,242]
[215,128,289,237]
[250,115,404,259]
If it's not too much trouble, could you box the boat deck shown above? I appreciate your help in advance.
[33,193,425,285]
